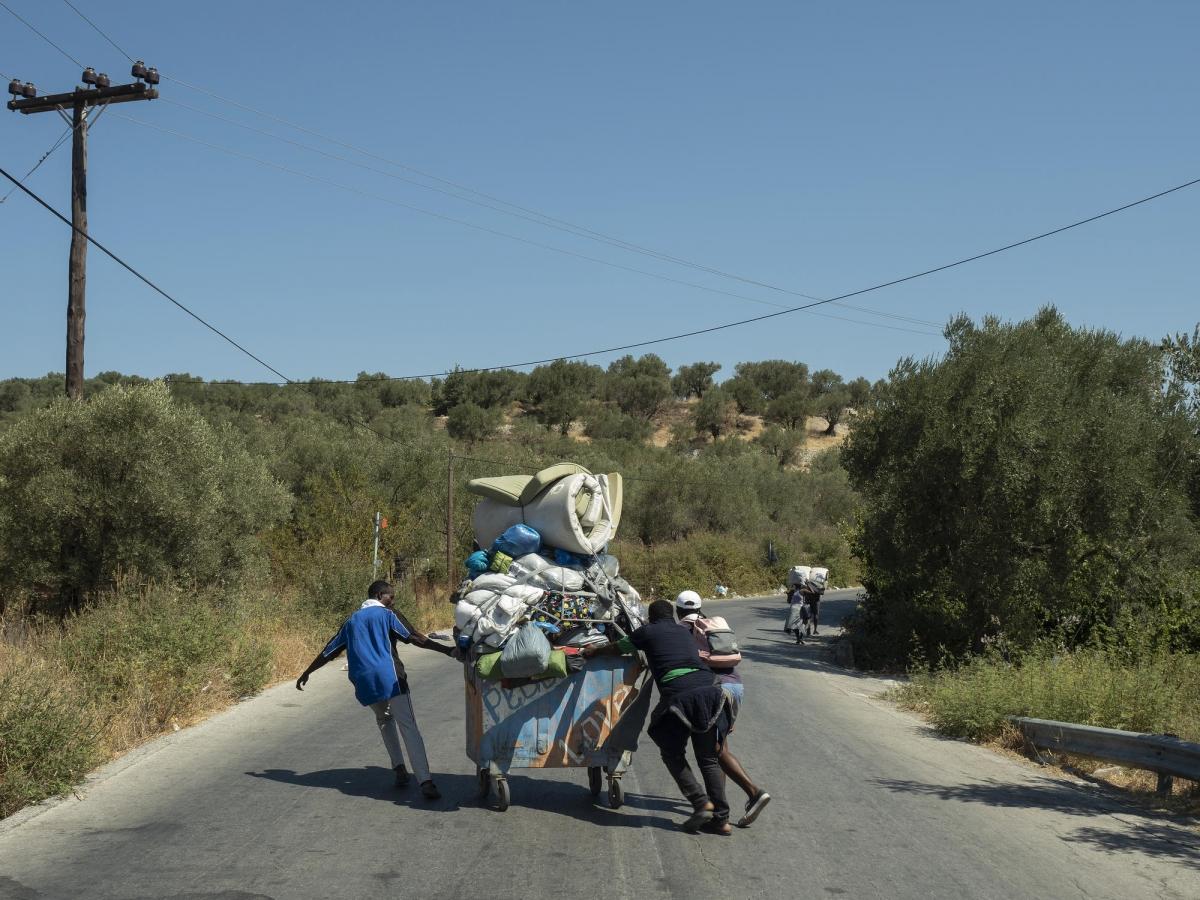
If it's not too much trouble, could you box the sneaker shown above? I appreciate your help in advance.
[420,780,441,800]
[737,790,771,828]
[393,765,410,788]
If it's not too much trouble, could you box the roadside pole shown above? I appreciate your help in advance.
[372,511,382,579]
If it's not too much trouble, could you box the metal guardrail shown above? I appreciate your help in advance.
[1009,716,1200,797]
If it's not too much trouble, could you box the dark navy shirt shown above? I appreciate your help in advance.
[322,601,412,706]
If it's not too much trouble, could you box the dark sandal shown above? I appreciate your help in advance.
[681,805,715,833]
[700,819,733,836]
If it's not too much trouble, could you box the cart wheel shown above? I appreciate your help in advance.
[494,777,510,812]
[587,766,603,797]
[608,777,624,809]
[478,768,491,799]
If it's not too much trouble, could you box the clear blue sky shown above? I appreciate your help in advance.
[3,1,1197,384]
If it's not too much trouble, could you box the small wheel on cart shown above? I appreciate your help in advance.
[587,766,603,797]
[607,777,624,809]
[494,777,510,812]
[478,768,491,799]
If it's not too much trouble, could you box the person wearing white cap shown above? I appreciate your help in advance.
[675,590,771,828]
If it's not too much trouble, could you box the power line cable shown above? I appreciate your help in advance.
[60,0,134,62]
[0,163,293,383]
[128,168,1200,387]
[0,124,73,203]
[1,1,85,68]
[6,155,1197,390]
[110,112,942,346]
[32,1,938,329]
[158,95,940,330]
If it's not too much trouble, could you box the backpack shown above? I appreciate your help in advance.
[689,616,742,667]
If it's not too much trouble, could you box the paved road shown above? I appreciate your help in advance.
[1,589,1196,899]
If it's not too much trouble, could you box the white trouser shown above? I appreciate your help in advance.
[369,692,431,784]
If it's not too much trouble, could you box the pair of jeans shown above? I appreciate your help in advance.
[369,692,430,783]
[647,713,730,823]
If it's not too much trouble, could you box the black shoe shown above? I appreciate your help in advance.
[393,765,410,788]
[795,635,803,644]
[420,780,441,800]
[737,790,771,828]
[681,805,715,833]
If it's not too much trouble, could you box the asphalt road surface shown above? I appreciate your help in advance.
[1,589,1196,899]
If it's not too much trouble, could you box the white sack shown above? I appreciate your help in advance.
[473,473,618,556]
[787,565,811,587]
[532,566,586,593]
[508,554,550,582]
[469,572,517,594]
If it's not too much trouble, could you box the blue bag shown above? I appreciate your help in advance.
[465,550,490,578]
[493,524,541,558]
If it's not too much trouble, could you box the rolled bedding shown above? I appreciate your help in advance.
[469,464,623,557]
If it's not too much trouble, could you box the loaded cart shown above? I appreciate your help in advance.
[465,653,652,811]
[454,461,652,811]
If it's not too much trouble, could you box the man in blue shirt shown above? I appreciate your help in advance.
[297,580,454,799]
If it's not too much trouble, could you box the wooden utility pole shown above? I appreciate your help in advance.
[446,453,455,594]
[67,98,87,400]
[8,64,160,399]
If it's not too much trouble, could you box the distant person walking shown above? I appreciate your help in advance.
[675,590,771,828]
[296,580,454,799]
[799,582,821,636]
[784,585,806,644]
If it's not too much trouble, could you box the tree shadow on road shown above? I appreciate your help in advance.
[873,777,1200,871]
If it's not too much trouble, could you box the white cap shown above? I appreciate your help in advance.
[674,589,702,611]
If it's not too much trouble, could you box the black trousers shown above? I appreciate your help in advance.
[647,713,730,822]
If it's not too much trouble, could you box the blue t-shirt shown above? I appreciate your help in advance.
[322,603,412,706]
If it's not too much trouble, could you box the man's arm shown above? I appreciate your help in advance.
[582,635,636,659]
[296,645,344,690]
[392,610,456,656]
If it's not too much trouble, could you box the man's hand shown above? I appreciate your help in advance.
[296,672,309,691]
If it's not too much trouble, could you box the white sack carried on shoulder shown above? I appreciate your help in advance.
[787,565,811,587]
[455,598,484,631]
[473,473,618,556]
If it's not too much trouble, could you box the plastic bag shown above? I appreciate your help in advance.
[494,524,541,559]
[465,550,490,578]
[499,622,553,678]
[508,553,549,581]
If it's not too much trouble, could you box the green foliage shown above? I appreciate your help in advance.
[583,405,655,442]
[0,383,291,611]
[727,360,810,414]
[897,645,1200,743]
[527,359,602,435]
[606,354,673,420]
[0,651,100,818]
[672,362,721,399]
[694,388,739,438]
[843,308,1200,668]
[756,425,805,468]
[446,402,501,443]
[765,389,812,430]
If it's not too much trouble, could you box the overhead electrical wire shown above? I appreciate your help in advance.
[60,0,133,62]
[32,0,937,330]
[0,124,73,203]
[156,95,940,331]
[109,111,943,344]
[5,161,1196,390]
[1,1,85,69]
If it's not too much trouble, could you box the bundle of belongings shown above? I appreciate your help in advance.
[787,564,829,594]
[452,463,645,688]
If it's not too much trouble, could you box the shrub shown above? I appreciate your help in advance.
[0,382,291,611]
[843,308,1200,667]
